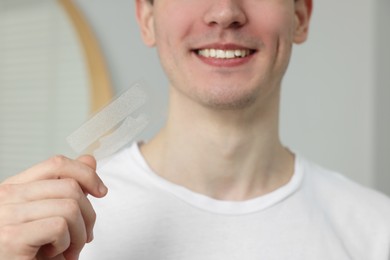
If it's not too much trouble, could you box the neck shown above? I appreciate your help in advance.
[141,86,294,201]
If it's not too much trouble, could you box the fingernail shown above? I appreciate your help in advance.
[99,183,108,195]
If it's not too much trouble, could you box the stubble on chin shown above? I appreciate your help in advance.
[192,85,260,111]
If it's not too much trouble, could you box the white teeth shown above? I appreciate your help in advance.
[235,50,243,57]
[226,50,235,58]
[216,50,225,58]
[197,49,251,59]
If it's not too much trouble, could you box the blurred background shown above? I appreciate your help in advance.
[0,0,389,196]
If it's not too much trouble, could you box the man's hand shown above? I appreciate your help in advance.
[0,155,108,260]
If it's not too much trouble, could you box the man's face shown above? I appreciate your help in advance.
[137,0,311,110]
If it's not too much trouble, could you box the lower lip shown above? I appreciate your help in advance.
[194,52,255,68]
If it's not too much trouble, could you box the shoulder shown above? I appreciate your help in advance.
[297,156,390,257]
[299,156,390,226]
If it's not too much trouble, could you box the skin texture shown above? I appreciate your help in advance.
[138,0,310,110]
[137,0,312,200]
[0,155,107,259]
[0,0,311,258]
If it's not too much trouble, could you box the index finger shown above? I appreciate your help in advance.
[2,155,107,198]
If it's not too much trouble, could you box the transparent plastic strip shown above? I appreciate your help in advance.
[66,80,158,160]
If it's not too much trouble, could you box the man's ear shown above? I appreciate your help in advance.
[293,0,313,44]
[136,0,156,47]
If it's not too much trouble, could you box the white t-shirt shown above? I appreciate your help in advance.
[80,143,390,260]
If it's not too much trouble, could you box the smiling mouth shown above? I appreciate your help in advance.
[195,48,256,59]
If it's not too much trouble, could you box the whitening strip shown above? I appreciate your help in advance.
[67,80,159,160]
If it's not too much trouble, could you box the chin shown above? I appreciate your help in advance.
[199,91,258,111]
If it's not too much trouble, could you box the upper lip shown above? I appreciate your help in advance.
[193,43,256,51]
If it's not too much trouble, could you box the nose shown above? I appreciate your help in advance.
[203,0,247,29]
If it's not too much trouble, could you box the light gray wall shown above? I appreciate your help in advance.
[74,0,168,102]
[74,0,389,194]
[375,0,390,195]
[281,1,377,187]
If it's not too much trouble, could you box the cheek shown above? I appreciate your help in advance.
[247,4,295,83]
[153,10,196,85]
[154,3,198,50]
[249,4,295,44]
[154,10,202,82]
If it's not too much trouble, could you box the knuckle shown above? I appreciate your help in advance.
[64,179,82,196]
[0,184,14,202]
[82,166,96,181]
[0,225,17,248]
[50,217,68,235]
[63,199,81,218]
[48,155,69,170]
[0,205,19,226]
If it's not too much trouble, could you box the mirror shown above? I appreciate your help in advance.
[0,0,113,180]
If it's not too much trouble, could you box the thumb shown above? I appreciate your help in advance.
[77,155,108,197]
[77,155,97,170]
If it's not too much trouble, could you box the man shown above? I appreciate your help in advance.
[0,0,389,259]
